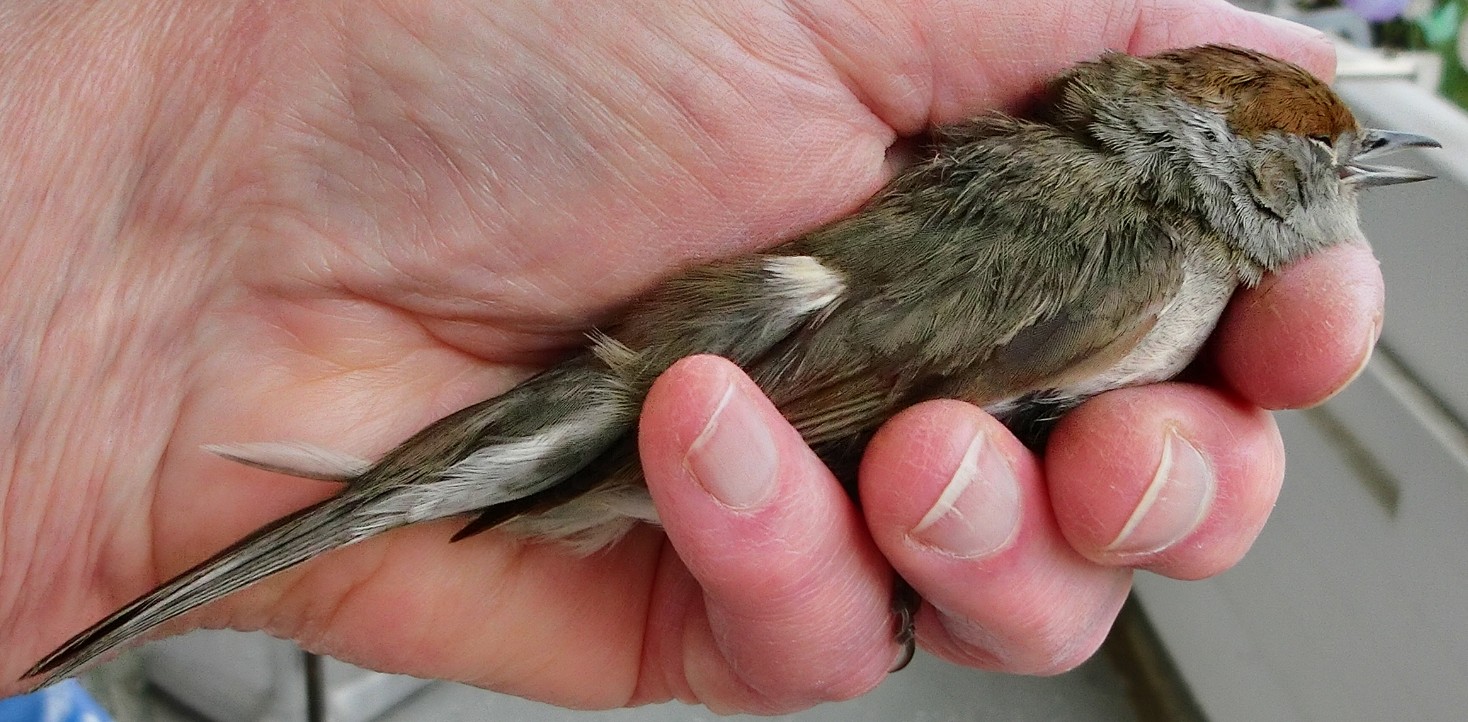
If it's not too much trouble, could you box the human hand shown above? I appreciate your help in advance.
[0,0,1370,713]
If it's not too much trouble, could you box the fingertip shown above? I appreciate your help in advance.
[639,355,896,709]
[1047,384,1284,579]
[641,354,803,573]
[860,401,1129,673]
[1215,242,1384,410]
[861,400,1028,562]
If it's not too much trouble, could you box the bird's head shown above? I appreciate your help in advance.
[1047,44,1439,270]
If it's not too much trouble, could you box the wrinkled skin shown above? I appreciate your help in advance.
[0,0,1380,713]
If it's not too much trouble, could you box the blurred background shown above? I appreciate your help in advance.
[8,2,1466,721]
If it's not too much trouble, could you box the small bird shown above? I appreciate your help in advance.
[25,44,1438,686]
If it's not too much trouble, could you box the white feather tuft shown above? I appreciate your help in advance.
[204,441,372,482]
[588,331,640,376]
[764,255,845,319]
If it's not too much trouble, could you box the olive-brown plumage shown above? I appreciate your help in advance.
[24,44,1438,686]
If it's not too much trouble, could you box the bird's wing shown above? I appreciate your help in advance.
[935,279,1173,406]
[765,368,906,448]
[756,224,1190,458]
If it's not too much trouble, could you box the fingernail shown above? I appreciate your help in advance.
[1311,312,1382,407]
[1106,427,1215,556]
[1346,313,1383,387]
[1250,10,1332,48]
[909,429,1020,559]
[685,376,778,510]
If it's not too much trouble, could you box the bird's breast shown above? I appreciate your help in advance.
[1053,253,1238,402]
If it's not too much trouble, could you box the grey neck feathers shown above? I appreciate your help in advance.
[1084,96,1363,274]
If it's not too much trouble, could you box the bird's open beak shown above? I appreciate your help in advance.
[1342,129,1441,187]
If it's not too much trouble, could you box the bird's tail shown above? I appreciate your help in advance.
[22,490,385,688]
[23,348,646,688]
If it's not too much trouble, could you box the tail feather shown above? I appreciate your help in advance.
[25,352,647,687]
[24,493,375,687]
[203,441,372,481]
